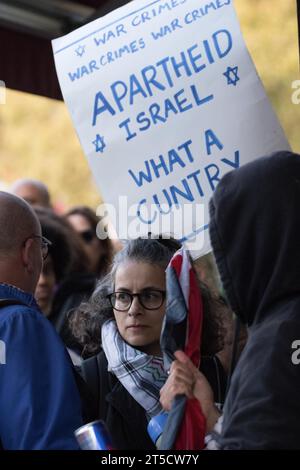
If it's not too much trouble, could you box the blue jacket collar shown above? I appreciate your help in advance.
[0,283,38,308]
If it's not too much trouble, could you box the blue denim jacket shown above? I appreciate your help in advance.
[0,284,82,449]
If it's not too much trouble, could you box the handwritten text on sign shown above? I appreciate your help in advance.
[53,0,289,256]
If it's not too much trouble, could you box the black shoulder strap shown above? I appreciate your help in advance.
[96,352,118,419]
[81,352,117,419]
[72,365,98,423]
[81,354,100,406]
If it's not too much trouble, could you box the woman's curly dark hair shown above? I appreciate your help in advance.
[68,275,112,358]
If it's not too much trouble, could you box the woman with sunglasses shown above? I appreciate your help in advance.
[69,238,226,449]
[34,208,95,339]
[65,206,113,279]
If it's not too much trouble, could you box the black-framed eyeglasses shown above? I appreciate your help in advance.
[107,289,166,311]
[24,235,52,260]
[79,229,95,244]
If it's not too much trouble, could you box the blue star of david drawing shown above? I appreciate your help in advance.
[223,66,240,86]
[93,134,106,153]
[75,45,86,57]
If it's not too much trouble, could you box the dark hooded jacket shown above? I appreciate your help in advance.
[209,150,300,449]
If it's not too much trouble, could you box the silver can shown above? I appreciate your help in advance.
[75,420,114,450]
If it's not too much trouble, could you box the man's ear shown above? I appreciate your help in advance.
[22,238,34,273]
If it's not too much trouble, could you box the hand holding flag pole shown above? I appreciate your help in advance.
[159,248,206,450]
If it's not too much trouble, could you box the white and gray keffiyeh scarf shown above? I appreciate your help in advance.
[101,319,167,418]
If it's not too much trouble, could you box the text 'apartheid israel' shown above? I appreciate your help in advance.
[53,0,289,258]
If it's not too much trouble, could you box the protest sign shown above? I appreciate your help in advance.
[53,0,289,257]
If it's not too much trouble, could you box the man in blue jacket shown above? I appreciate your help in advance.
[0,191,82,449]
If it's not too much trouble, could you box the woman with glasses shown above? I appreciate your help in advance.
[69,238,226,449]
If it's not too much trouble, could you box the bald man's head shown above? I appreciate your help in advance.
[11,179,51,208]
[0,191,41,258]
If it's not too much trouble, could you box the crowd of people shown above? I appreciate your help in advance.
[1,150,300,450]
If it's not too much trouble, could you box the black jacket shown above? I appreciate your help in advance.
[81,351,156,450]
[81,351,226,450]
[209,150,300,449]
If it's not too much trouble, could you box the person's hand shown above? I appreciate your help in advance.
[160,353,195,411]
[160,350,221,433]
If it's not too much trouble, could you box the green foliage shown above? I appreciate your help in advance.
[0,0,299,208]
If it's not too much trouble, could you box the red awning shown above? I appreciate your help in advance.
[0,0,131,100]
[1,0,299,100]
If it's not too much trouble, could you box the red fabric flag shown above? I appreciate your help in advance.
[160,248,206,450]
